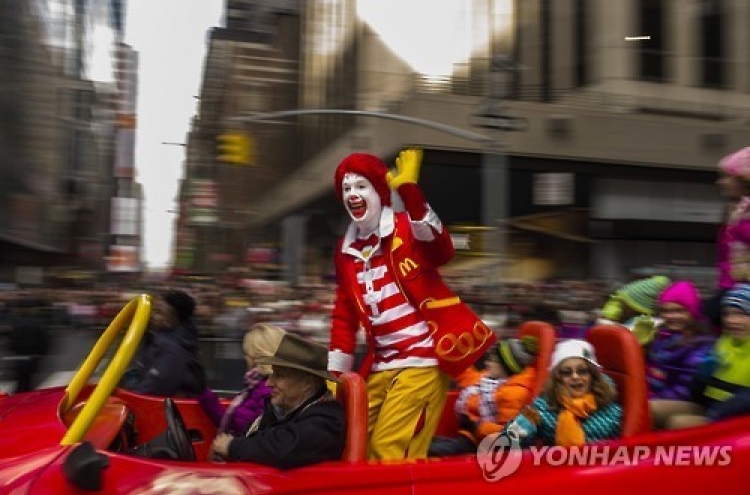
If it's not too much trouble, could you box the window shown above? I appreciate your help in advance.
[637,0,666,82]
[574,0,588,87]
[699,0,725,88]
[110,197,139,236]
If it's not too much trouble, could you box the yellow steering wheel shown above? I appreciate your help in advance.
[61,294,152,446]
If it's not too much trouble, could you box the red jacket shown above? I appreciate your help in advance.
[329,208,496,378]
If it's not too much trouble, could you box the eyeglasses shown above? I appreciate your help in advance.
[557,366,591,378]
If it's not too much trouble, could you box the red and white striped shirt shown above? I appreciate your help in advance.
[348,234,437,371]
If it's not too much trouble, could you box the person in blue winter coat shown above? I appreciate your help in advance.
[120,290,204,397]
[646,281,715,401]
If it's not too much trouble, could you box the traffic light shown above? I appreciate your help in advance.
[217,131,254,165]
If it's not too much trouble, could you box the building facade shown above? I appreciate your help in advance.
[176,0,302,275]
[0,0,141,284]
[186,0,749,285]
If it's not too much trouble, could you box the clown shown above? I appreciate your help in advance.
[328,148,496,460]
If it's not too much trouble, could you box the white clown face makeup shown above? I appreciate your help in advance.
[342,173,382,235]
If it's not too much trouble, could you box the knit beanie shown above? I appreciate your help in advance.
[495,335,538,375]
[549,339,601,371]
[616,276,671,316]
[162,290,195,322]
[721,283,750,314]
[658,280,703,320]
[334,153,391,207]
[718,147,750,180]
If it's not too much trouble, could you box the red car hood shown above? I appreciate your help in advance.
[0,390,32,420]
[0,388,68,456]
[0,445,70,493]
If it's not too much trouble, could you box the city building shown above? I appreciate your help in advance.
[0,0,141,284]
[176,0,301,276]
[107,41,143,275]
[187,0,749,286]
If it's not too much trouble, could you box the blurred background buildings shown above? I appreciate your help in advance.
[0,0,142,285]
[0,0,141,283]
[2,0,749,290]
[176,0,749,289]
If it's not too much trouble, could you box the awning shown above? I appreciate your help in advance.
[502,208,594,243]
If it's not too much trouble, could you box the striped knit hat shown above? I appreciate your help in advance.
[721,283,750,314]
[494,335,538,375]
[617,276,671,316]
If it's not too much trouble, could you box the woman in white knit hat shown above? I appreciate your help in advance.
[504,339,622,447]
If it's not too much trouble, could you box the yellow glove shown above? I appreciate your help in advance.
[629,315,658,346]
[386,148,422,190]
[600,296,623,322]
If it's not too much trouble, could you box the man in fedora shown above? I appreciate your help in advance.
[211,329,345,469]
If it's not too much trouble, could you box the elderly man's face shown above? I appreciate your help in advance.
[267,366,315,411]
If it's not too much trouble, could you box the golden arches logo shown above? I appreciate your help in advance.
[435,322,494,362]
[398,257,418,277]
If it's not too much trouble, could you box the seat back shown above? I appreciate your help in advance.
[586,324,650,437]
[433,320,557,438]
[517,320,557,396]
[335,371,368,462]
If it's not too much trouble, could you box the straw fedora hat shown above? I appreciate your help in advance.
[253,326,337,382]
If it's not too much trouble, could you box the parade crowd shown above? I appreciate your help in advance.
[2,146,750,470]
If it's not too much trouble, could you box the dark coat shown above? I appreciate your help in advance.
[9,312,51,357]
[227,385,346,469]
[120,319,203,397]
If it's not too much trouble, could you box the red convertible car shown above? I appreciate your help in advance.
[0,294,748,494]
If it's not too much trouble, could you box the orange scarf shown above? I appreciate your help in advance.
[555,394,597,447]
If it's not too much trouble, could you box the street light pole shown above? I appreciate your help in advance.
[474,55,526,285]
[231,109,493,144]
[481,135,507,279]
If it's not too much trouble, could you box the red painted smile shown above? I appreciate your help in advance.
[348,198,366,219]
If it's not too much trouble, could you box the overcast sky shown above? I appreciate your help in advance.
[125,1,223,269]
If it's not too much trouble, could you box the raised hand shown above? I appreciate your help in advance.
[386,148,423,190]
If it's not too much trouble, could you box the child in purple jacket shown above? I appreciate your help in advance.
[647,281,715,401]
[197,324,279,436]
